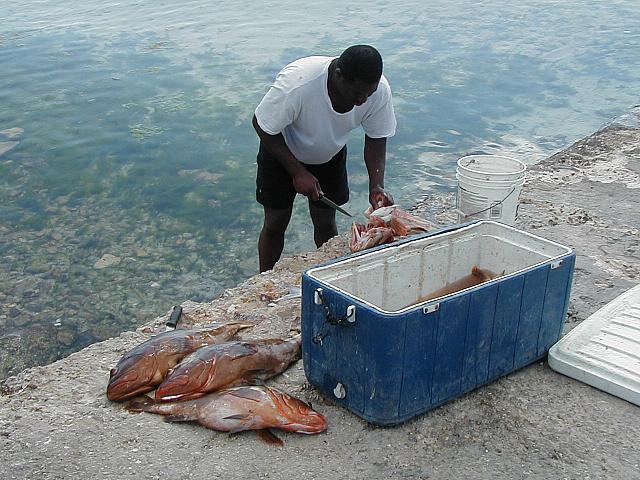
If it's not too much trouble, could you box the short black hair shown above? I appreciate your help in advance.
[336,45,383,84]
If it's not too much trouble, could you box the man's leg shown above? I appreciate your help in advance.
[309,201,338,248]
[258,205,293,272]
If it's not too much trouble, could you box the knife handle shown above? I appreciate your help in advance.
[166,305,183,330]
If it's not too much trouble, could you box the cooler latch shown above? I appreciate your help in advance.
[314,288,356,325]
[423,303,440,314]
[333,382,346,399]
[345,305,356,323]
[312,289,357,345]
[551,260,563,269]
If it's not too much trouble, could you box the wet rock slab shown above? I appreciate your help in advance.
[1,110,640,479]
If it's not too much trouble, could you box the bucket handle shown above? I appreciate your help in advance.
[458,186,517,219]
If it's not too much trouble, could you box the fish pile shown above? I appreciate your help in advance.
[349,205,436,252]
[107,321,326,445]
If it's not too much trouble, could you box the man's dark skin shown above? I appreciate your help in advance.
[253,58,393,272]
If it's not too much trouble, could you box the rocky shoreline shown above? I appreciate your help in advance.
[1,108,639,479]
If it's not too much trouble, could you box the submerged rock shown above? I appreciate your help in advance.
[0,127,24,138]
[94,254,121,269]
[0,141,18,157]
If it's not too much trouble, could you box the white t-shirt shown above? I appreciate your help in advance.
[255,56,396,165]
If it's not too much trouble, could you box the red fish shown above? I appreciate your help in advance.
[107,322,253,402]
[388,208,435,235]
[126,385,327,445]
[155,335,302,402]
[349,223,395,252]
[412,266,501,305]
[349,205,435,252]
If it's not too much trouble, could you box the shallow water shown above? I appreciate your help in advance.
[1,0,639,377]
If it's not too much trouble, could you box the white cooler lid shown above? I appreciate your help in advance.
[549,283,640,406]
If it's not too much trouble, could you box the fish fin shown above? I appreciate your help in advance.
[222,414,250,421]
[243,368,271,380]
[123,395,157,412]
[226,343,259,358]
[227,418,254,434]
[257,429,284,447]
[164,415,193,423]
[227,387,265,403]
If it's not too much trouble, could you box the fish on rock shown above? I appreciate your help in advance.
[107,322,253,402]
[125,385,327,446]
[411,266,502,305]
[155,335,302,402]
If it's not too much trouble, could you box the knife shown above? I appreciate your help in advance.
[319,195,353,217]
[165,305,183,331]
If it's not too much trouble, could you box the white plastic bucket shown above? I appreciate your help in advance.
[456,154,527,225]
[457,154,526,182]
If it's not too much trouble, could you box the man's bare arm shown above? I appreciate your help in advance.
[252,115,322,201]
[364,135,394,208]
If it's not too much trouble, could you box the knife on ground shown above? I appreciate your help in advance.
[319,195,353,217]
[165,305,183,331]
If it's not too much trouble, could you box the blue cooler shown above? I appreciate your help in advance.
[301,221,575,425]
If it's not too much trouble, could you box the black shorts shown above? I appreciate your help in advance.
[256,142,349,210]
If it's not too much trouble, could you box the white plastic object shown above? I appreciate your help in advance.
[456,154,527,226]
[549,283,640,406]
[346,305,356,323]
[314,288,323,305]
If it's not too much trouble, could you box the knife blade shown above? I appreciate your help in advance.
[319,195,353,217]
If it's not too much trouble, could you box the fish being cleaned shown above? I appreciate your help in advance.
[107,322,253,402]
[125,385,327,445]
[349,223,395,252]
[155,334,302,402]
[387,208,435,235]
[410,266,502,306]
[349,205,435,252]
[366,205,435,235]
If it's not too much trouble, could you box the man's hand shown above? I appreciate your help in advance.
[293,169,323,201]
[369,186,394,209]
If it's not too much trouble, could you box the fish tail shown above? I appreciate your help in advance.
[289,315,301,335]
[124,395,158,413]
[289,334,303,359]
[125,395,199,420]
[164,414,193,423]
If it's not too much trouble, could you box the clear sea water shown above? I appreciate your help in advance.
[1,0,639,377]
